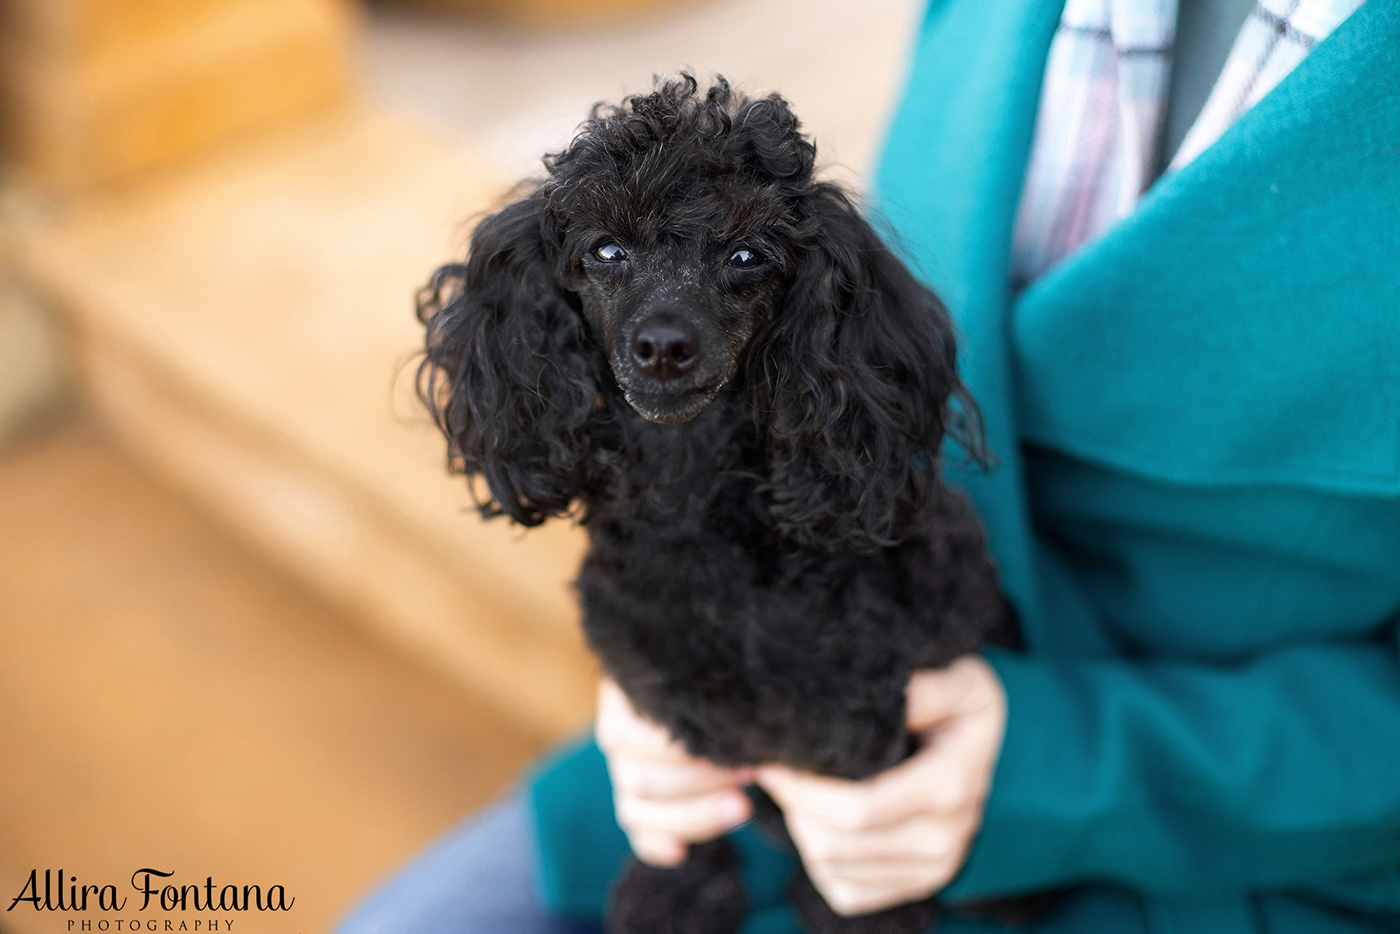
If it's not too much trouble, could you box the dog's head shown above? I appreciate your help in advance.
[543,77,808,425]
[419,76,986,548]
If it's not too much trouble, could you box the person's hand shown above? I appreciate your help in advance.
[596,678,754,867]
[755,656,1007,916]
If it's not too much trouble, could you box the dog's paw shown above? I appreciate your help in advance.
[607,841,748,934]
[787,867,941,934]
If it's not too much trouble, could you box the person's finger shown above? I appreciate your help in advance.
[614,788,752,843]
[611,759,756,801]
[808,835,970,893]
[757,752,940,830]
[813,858,951,880]
[625,828,687,867]
[784,811,969,864]
[596,680,686,758]
[808,870,942,918]
[905,656,1001,732]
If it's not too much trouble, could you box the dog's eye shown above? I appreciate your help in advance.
[594,242,628,263]
[729,248,762,268]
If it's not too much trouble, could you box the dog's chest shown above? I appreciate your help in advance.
[576,501,924,776]
[573,401,1008,776]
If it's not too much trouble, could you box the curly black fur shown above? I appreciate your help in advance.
[418,76,1019,934]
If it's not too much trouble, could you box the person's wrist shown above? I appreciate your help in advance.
[936,648,1057,900]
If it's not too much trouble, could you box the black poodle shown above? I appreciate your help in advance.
[416,76,1019,934]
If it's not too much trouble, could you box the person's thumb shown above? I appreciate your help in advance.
[905,656,997,732]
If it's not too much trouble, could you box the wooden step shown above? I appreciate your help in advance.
[0,0,354,189]
[17,107,598,741]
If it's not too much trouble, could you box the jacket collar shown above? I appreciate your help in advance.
[1014,0,1400,495]
[873,0,1400,629]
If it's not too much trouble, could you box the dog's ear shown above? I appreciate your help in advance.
[416,191,600,526]
[749,185,988,552]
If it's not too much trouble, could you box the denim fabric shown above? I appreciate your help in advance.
[337,791,603,934]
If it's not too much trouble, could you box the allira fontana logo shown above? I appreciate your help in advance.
[7,868,294,929]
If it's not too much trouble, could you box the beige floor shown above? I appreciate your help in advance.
[0,424,542,934]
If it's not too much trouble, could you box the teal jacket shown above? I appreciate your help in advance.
[529,2,1400,931]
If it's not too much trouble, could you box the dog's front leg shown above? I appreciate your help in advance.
[607,838,749,934]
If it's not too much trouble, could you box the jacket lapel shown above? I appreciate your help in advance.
[876,0,1400,640]
[1012,0,1400,497]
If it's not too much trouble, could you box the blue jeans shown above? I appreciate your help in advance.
[337,791,604,934]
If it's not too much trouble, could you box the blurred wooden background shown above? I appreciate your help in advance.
[0,0,353,190]
[0,0,920,929]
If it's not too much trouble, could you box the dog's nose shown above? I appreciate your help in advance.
[631,317,700,381]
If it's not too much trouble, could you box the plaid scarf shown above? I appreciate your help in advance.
[1169,0,1367,167]
[1011,0,1366,286]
